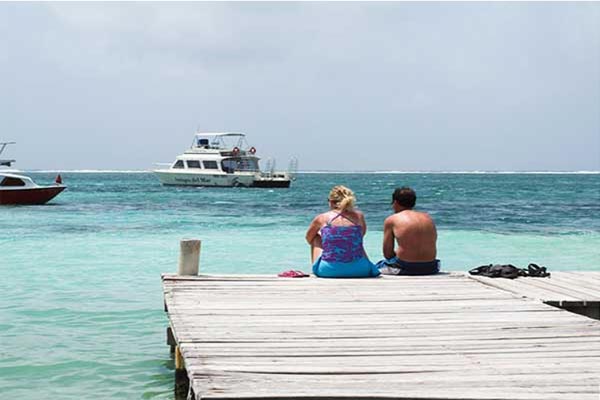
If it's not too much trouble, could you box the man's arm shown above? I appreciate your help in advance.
[382,217,396,259]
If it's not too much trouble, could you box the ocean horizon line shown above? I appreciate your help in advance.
[9,169,600,175]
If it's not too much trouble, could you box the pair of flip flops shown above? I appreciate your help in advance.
[470,264,526,279]
[469,263,550,279]
[278,270,310,278]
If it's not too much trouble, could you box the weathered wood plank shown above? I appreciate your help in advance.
[467,272,600,304]
[163,273,600,400]
[190,371,600,399]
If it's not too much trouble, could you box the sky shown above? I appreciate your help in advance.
[1,2,599,172]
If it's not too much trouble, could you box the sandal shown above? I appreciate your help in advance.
[278,270,309,278]
[527,263,550,277]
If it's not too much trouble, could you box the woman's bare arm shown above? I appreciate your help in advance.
[305,214,324,244]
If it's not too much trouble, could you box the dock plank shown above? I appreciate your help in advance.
[467,272,600,304]
[163,273,600,400]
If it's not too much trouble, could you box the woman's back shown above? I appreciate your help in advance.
[306,185,380,278]
[320,212,365,263]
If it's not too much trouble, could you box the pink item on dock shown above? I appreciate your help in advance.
[278,270,309,278]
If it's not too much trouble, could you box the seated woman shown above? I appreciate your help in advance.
[306,185,380,278]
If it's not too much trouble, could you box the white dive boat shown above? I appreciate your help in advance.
[153,132,296,188]
[0,142,65,205]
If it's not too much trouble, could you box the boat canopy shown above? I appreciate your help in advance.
[194,132,245,137]
[191,132,249,151]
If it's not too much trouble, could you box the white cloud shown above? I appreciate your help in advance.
[0,2,598,170]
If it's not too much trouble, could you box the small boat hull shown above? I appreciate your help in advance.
[0,186,65,205]
[252,179,291,188]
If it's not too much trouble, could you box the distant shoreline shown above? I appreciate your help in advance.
[15,169,600,175]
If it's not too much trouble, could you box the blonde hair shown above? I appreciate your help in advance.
[329,185,356,212]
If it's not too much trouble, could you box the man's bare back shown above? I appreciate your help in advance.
[382,187,437,263]
[383,210,437,262]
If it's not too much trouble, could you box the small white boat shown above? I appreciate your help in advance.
[0,142,65,205]
[153,132,296,188]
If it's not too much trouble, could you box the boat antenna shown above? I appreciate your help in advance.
[0,141,16,155]
[0,141,16,167]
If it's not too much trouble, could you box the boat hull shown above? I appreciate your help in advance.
[154,170,292,188]
[252,179,291,188]
[0,186,65,205]
[154,170,257,187]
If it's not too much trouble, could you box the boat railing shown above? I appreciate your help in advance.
[288,157,298,180]
[262,158,276,178]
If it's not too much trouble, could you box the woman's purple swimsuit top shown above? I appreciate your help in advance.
[320,213,364,263]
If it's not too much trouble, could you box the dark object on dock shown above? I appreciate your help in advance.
[469,263,550,279]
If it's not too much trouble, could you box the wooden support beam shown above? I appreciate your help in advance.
[548,301,600,320]
[175,346,184,370]
[174,368,189,400]
[167,326,176,354]
[174,345,189,399]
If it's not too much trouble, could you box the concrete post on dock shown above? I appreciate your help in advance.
[173,239,201,399]
[178,239,201,276]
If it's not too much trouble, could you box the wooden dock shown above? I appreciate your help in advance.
[468,272,600,319]
[162,272,600,400]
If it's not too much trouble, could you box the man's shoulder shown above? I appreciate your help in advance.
[384,213,401,226]
[388,210,433,224]
[416,210,434,221]
[407,210,436,227]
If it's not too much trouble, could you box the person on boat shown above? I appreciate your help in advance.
[377,187,440,275]
[306,185,380,278]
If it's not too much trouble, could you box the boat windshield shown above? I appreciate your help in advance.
[1,176,25,186]
[221,157,259,173]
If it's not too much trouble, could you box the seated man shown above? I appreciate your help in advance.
[377,187,440,275]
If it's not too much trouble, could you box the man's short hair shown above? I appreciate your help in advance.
[392,187,416,208]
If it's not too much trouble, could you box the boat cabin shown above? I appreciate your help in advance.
[171,132,260,173]
[171,156,259,173]
[0,174,35,188]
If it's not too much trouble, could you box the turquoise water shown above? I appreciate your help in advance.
[1,172,599,398]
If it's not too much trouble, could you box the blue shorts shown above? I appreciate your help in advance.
[376,257,440,276]
[312,256,381,278]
